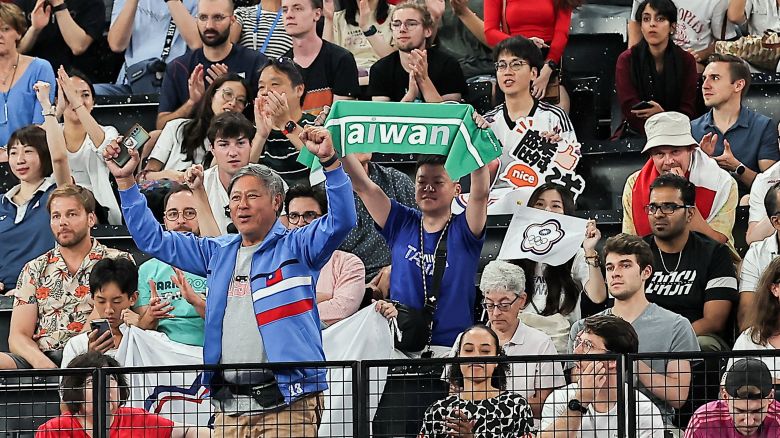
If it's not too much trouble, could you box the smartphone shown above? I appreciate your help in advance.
[631,101,653,111]
[90,319,113,339]
[113,123,151,167]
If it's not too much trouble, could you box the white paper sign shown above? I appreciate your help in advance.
[498,206,587,266]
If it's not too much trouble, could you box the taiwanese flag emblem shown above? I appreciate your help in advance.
[266,267,284,286]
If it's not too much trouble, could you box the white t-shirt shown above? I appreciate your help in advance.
[631,0,736,51]
[502,322,567,400]
[731,329,780,380]
[749,160,780,223]
[66,125,122,225]
[525,248,590,325]
[203,165,231,234]
[541,383,666,438]
[740,231,779,292]
[744,0,780,35]
[150,118,209,171]
[332,7,394,70]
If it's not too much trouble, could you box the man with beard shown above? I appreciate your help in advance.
[129,185,210,346]
[157,0,267,129]
[0,185,132,369]
[369,1,466,102]
[643,173,738,351]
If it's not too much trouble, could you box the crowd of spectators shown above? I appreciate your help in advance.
[0,0,779,435]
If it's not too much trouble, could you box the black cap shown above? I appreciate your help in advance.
[724,358,773,399]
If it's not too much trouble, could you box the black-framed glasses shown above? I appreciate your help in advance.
[164,208,197,221]
[287,211,321,225]
[494,60,529,72]
[573,336,610,354]
[482,296,520,312]
[644,203,691,215]
[390,20,421,30]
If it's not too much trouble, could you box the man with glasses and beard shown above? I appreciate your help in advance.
[157,0,267,129]
[642,173,738,352]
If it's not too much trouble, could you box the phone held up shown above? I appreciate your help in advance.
[90,318,113,340]
[113,123,151,167]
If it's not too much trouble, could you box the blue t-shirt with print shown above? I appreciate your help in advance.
[379,200,484,347]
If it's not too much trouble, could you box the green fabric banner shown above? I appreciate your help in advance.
[297,101,502,180]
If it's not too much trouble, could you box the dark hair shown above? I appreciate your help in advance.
[0,3,28,36]
[493,35,544,72]
[518,183,579,316]
[603,233,655,271]
[181,73,249,163]
[448,325,509,392]
[66,68,96,100]
[284,184,327,215]
[207,112,257,145]
[88,258,138,298]
[8,125,52,178]
[554,0,583,8]
[707,53,752,97]
[764,181,780,218]
[749,257,780,345]
[649,173,696,207]
[415,154,447,172]
[163,183,194,209]
[343,0,389,28]
[634,0,677,24]
[581,315,639,354]
[47,184,97,214]
[61,352,129,414]
[260,58,307,105]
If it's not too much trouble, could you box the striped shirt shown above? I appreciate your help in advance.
[259,114,317,187]
[684,399,780,438]
[235,5,293,59]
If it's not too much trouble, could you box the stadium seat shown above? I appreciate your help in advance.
[743,73,780,124]
[576,139,645,211]
[92,95,160,134]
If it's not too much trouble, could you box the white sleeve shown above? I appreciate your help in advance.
[61,334,87,369]
[748,174,769,223]
[540,386,573,430]
[712,0,737,39]
[739,244,762,292]
[93,125,120,154]
[571,248,590,289]
[149,119,182,168]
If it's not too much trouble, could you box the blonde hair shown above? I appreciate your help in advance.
[0,3,28,38]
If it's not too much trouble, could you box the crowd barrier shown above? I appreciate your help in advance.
[1,350,779,437]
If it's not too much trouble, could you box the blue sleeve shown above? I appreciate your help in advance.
[758,118,780,161]
[31,61,56,125]
[377,200,417,247]
[110,0,126,24]
[119,184,216,276]
[288,165,357,270]
[158,59,186,113]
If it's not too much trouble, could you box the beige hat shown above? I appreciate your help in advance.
[641,111,698,153]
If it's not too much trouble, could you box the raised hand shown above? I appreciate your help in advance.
[205,63,229,85]
[33,81,53,109]
[299,126,336,161]
[254,96,273,139]
[409,49,429,83]
[87,329,114,354]
[582,220,601,252]
[183,164,205,190]
[263,90,292,130]
[186,65,206,107]
[30,0,51,31]
[103,137,140,179]
[57,67,83,111]
[357,0,371,30]
[139,280,174,328]
[713,139,742,172]
[698,132,717,157]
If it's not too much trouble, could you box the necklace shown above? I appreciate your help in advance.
[658,247,683,274]
[0,53,20,125]
[0,54,18,86]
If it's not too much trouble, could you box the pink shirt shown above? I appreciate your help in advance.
[316,250,365,326]
[685,399,780,438]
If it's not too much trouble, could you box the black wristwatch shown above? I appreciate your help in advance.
[363,25,378,37]
[568,399,588,414]
[281,120,297,136]
[51,2,68,12]
[734,164,746,176]
[546,59,559,71]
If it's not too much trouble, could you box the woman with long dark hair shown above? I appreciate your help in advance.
[419,324,534,437]
[140,74,250,183]
[516,183,607,325]
[615,0,698,136]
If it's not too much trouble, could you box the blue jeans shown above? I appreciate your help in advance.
[93,83,133,96]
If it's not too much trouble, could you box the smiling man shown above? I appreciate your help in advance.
[622,111,738,249]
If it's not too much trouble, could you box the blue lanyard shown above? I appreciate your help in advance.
[253,7,283,55]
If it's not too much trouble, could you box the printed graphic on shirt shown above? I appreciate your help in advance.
[404,244,449,275]
[647,270,698,296]
[302,88,334,116]
[228,275,251,297]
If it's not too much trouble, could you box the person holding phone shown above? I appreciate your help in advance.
[615,0,698,137]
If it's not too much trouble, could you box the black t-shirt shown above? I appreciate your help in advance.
[368,46,467,102]
[158,44,267,113]
[643,232,738,324]
[284,40,359,116]
[14,0,105,76]
[437,0,493,78]
[260,113,316,187]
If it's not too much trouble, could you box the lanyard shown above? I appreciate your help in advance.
[254,7,283,54]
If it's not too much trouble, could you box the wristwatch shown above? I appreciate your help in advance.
[568,399,588,414]
[546,59,559,71]
[51,3,68,13]
[733,164,746,176]
[363,25,378,37]
[281,120,297,136]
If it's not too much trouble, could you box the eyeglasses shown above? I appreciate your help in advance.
[197,14,230,23]
[217,88,248,107]
[287,211,321,225]
[482,296,520,312]
[573,336,610,354]
[164,208,197,221]
[390,20,421,30]
[494,60,529,72]
[644,203,691,215]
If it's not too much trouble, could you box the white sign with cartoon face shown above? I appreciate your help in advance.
[498,206,588,265]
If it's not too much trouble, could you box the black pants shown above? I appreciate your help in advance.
[372,372,449,437]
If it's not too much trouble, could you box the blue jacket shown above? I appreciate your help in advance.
[119,167,357,404]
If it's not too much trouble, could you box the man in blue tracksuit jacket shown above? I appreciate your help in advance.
[105,118,356,436]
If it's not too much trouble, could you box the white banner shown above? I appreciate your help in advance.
[497,206,587,266]
[114,306,395,433]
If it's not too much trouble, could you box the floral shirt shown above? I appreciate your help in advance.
[13,239,132,352]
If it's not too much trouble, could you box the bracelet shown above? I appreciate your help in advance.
[51,3,68,12]
[42,108,56,117]
[319,153,339,168]
[585,257,601,268]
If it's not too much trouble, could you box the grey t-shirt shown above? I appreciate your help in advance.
[569,303,700,425]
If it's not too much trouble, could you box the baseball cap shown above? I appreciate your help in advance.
[641,112,698,153]
[724,358,774,399]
